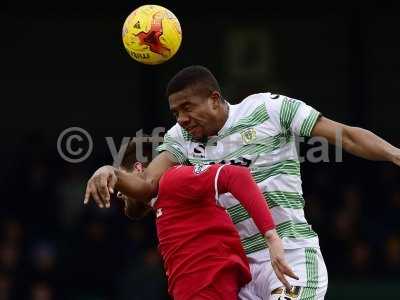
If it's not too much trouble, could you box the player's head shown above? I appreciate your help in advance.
[119,139,151,173]
[120,141,144,173]
[166,65,228,139]
[117,140,152,219]
[117,139,152,200]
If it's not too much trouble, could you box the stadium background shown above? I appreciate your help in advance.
[1,1,399,299]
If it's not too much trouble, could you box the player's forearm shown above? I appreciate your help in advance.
[238,188,276,235]
[115,169,155,202]
[343,126,398,162]
[220,166,275,234]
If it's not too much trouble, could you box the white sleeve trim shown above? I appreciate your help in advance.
[214,165,227,202]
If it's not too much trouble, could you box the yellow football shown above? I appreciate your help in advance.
[122,5,182,65]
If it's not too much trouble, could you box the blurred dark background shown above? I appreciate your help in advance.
[0,1,399,299]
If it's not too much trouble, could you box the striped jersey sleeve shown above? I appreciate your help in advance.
[156,124,188,164]
[265,93,321,137]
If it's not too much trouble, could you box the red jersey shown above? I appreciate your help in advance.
[152,164,275,299]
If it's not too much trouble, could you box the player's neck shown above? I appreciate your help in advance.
[212,102,229,136]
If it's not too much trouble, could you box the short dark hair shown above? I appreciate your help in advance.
[166,65,221,98]
[120,139,153,171]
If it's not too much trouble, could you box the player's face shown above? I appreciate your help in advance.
[169,87,222,139]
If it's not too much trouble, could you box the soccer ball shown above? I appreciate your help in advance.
[122,5,182,65]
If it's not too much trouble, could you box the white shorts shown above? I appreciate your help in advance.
[239,247,328,300]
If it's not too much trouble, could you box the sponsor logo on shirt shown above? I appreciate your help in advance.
[192,143,206,158]
[209,157,252,167]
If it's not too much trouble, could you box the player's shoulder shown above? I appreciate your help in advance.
[167,163,219,175]
[238,92,267,107]
[162,164,219,191]
[165,123,185,140]
[236,92,286,110]
[229,92,282,120]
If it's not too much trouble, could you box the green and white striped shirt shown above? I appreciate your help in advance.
[157,93,321,262]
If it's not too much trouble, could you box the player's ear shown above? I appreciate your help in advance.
[210,91,221,109]
[133,162,144,173]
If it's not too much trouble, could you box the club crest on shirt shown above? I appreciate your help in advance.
[156,208,163,218]
[193,164,211,174]
[241,128,256,145]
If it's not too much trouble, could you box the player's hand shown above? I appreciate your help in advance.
[265,229,299,291]
[84,165,117,208]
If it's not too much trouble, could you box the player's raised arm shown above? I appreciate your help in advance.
[217,165,299,290]
[84,151,177,207]
[311,116,400,166]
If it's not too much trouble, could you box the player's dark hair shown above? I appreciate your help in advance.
[120,138,153,170]
[166,65,221,99]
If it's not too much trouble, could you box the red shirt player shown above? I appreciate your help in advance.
[119,163,297,300]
